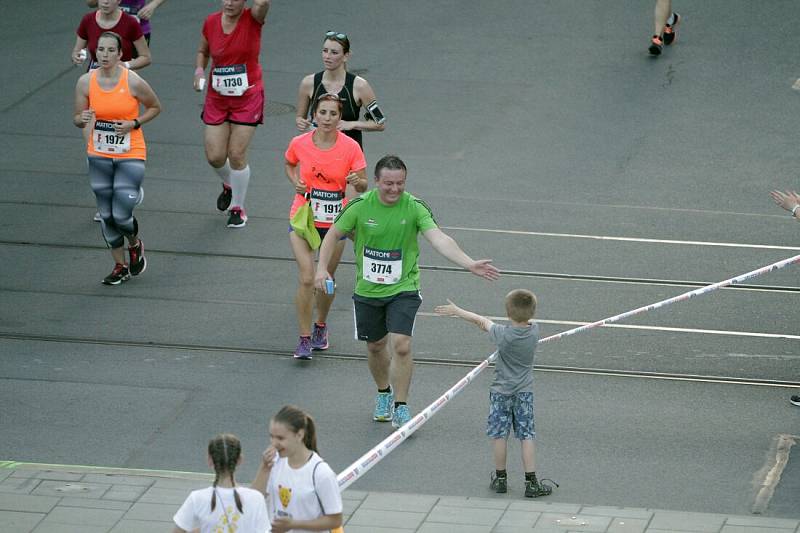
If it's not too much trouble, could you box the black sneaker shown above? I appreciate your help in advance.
[217,185,232,212]
[128,239,146,276]
[525,477,557,498]
[648,34,664,56]
[663,13,680,45]
[227,207,247,228]
[791,395,800,407]
[102,263,131,285]
[490,472,507,493]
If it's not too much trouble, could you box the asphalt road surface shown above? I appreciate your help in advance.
[1,0,798,519]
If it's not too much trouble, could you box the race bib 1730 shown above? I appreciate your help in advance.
[212,64,249,96]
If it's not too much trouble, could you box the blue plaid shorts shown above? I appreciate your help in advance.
[486,391,535,440]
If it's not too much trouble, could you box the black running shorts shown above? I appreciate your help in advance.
[352,291,422,342]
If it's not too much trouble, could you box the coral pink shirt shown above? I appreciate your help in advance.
[286,131,366,228]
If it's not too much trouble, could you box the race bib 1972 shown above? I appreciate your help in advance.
[92,120,130,154]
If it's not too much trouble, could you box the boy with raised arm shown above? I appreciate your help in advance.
[435,290,555,498]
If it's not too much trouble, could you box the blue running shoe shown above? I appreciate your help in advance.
[392,404,411,429]
[293,336,312,360]
[373,390,393,422]
[310,323,329,350]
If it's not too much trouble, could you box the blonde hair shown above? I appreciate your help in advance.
[505,289,536,323]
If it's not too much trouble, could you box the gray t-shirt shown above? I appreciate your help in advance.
[488,322,539,395]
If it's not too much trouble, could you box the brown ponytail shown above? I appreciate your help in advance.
[273,405,318,453]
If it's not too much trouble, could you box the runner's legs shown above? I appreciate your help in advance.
[313,239,345,324]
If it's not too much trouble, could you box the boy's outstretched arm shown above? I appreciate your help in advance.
[434,299,494,332]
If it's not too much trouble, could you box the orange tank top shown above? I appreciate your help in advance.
[87,68,146,160]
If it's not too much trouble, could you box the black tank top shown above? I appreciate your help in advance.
[310,71,363,147]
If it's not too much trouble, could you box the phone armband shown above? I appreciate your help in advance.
[365,100,386,125]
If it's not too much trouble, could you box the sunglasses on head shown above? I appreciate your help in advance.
[325,31,348,40]
[316,92,341,102]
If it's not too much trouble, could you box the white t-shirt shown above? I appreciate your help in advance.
[173,485,270,533]
[267,453,342,533]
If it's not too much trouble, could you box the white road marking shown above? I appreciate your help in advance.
[442,226,800,251]
[419,312,800,340]
[533,367,800,388]
[792,78,800,91]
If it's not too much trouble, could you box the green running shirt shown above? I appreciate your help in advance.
[334,190,438,298]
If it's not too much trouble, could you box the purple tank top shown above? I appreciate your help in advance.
[120,0,150,35]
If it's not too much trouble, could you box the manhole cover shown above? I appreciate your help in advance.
[265,101,295,116]
[55,484,91,493]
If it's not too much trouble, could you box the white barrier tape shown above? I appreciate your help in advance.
[336,353,496,491]
[538,253,800,345]
[336,253,800,490]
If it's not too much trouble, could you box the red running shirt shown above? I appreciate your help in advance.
[202,8,264,90]
[77,11,143,62]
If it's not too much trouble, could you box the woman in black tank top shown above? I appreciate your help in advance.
[295,32,385,148]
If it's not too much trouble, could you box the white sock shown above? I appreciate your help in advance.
[230,165,250,209]
[212,159,231,186]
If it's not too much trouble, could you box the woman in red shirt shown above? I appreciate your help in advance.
[193,0,270,228]
[72,0,151,70]
[285,94,367,358]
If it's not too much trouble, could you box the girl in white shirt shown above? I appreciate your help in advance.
[173,433,269,533]
[252,405,343,533]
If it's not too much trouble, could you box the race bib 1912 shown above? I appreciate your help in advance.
[310,188,344,223]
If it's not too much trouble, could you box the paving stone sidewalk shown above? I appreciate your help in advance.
[0,463,797,533]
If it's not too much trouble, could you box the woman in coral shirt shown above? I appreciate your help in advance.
[285,94,367,359]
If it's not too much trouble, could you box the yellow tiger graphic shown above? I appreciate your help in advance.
[278,485,292,508]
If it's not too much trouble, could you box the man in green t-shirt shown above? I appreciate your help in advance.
[314,154,500,428]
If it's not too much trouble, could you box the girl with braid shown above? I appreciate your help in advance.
[252,405,343,533]
[173,433,268,533]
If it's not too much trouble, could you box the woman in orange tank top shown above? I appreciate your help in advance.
[74,31,161,285]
